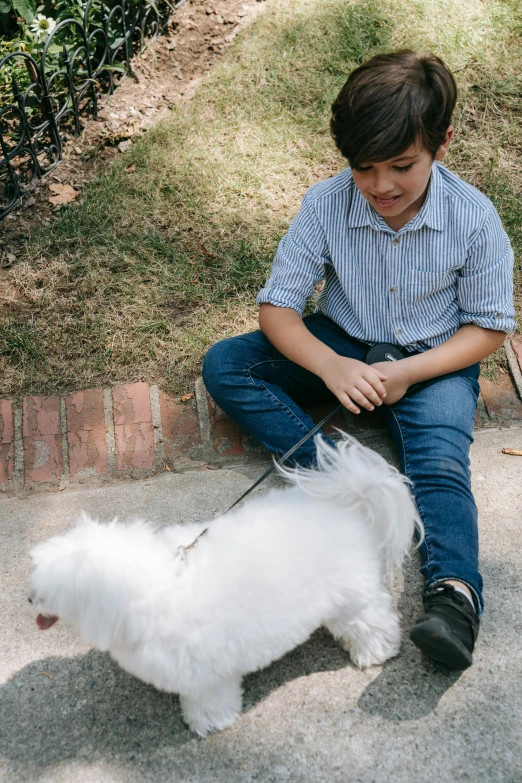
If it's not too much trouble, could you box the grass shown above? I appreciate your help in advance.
[1,0,521,397]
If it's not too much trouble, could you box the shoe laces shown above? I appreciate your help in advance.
[423,584,479,637]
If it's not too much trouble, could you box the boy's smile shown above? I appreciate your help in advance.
[351,129,453,232]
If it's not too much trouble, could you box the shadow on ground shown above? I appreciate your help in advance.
[0,629,352,776]
[0,606,455,779]
[357,558,462,721]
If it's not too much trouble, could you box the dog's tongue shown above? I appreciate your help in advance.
[36,614,58,630]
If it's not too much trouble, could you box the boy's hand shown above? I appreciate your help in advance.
[370,361,412,405]
[318,356,388,414]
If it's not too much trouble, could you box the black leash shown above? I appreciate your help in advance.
[224,341,422,513]
[180,340,419,555]
[225,403,343,513]
[175,403,343,559]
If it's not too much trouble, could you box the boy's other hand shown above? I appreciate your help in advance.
[370,361,412,405]
[318,356,388,414]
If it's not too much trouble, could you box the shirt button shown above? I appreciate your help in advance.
[390,286,397,293]
[392,238,400,246]
[497,312,503,318]
[396,328,402,335]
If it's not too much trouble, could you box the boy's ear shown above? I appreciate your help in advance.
[434,126,454,161]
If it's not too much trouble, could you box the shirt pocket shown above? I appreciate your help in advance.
[406,269,458,323]
[408,269,455,306]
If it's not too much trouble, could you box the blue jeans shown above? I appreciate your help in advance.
[202,313,483,612]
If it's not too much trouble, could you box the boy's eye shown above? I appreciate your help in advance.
[354,163,414,173]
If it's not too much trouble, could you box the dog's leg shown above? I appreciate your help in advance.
[179,678,243,738]
[325,591,401,669]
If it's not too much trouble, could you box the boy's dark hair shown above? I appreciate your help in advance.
[330,50,457,168]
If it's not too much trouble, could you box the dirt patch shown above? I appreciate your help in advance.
[0,0,266,264]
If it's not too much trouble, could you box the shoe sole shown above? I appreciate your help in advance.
[409,617,473,670]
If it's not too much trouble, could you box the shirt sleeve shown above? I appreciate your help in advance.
[458,208,517,334]
[256,192,330,314]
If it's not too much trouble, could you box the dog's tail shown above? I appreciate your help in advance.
[277,433,423,577]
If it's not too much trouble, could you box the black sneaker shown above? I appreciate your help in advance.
[409,583,480,670]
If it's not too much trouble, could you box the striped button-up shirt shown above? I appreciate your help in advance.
[257,163,516,348]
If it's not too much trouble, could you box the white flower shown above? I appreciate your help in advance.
[30,14,57,40]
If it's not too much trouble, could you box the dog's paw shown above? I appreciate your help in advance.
[337,609,401,668]
[185,711,239,738]
[349,628,401,668]
[180,692,242,738]
[349,643,400,669]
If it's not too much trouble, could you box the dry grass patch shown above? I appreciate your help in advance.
[1,0,521,397]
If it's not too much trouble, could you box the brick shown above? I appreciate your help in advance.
[511,336,522,373]
[159,391,202,462]
[479,375,522,421]
[302,402,351,435]
[23,396,63,483]
[0,400,14,488]
[206,393,245,457]
[204,397,350,458]
[112,382,155,471]
[475,403,486,428]
[66,388,108,477]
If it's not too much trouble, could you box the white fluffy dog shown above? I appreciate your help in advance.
[29,435,421,737]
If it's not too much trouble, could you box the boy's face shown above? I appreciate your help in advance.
[351,129,453,231]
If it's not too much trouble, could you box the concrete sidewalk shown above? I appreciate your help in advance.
[1,425,521,783]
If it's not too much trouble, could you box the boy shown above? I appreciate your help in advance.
[202,51,516,669]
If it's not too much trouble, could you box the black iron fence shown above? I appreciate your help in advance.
[0,0,185,219]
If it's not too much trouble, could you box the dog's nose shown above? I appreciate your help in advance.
[27,590,35,604]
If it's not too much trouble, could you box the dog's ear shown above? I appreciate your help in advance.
[74,511,97,527]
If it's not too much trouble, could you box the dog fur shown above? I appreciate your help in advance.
[29,434,421,737]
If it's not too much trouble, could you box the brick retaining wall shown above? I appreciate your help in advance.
[1,339,521,494]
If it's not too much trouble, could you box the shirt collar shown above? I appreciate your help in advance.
[409,162,445,232]
[347,178,376,229]
[346,162,446,233]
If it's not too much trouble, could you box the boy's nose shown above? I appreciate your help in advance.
[373,174,395,195]
[369,166,395,193]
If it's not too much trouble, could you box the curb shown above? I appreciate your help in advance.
[0,382,206,495]
[1,339,521,495]
[477,338,522,423]
[505,336,522,402]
